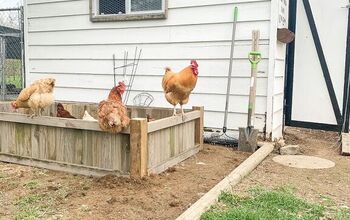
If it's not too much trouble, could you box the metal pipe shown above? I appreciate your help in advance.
[0,37,6,100]
[125,48,142,104]
[124,47,138,104]
[223,7,238,132]
[20,6,26,88]
[0,8,21,12]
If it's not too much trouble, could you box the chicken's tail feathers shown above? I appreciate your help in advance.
[165,67,171,72]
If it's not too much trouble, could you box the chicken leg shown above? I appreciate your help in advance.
[29,108,37,118]
[181,105,186,121]
[173,106,177,116]
[39,108,44,117]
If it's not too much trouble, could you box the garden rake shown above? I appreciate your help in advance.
[204,6,239,147]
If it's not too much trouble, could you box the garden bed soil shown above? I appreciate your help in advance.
[0,144,250,220]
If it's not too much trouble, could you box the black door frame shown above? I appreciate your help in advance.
[284,0,350,132]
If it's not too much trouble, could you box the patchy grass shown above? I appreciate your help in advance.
[15,194,53,220]
[23,181,39,190]
[335,208,350,220]
[6,74,22,88]
[5,59,21,75]
[2,59,22,88]
[201,187,350,220]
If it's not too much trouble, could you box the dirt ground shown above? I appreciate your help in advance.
[235,127,350,207]
[0,145,250,220]
[1,128,348,220]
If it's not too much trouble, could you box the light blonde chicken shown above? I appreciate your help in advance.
[82,110,97,121]
[162,60,199,119]
[98,82,130,133]
[11,78,55,117]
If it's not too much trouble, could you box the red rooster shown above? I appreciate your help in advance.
[162,60,199,119]
[98,82,130,133]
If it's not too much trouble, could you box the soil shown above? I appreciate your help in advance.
[272,155,336,169]
[1,127,348,220]
[0,145,250,220]
[235,127,350,207]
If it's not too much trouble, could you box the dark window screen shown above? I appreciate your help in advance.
[99,0,126,15]
[131,0,162,12]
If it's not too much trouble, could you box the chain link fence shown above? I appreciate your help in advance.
[98,0,163,15]
[0,0,24,100]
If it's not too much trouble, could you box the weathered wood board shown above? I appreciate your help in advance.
[342,133,350,156]
[147,120,197,174]
[0,120,130,174]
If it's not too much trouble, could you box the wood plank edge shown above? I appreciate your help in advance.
[341,133,350,156]
[0,153,129,177]
[148,111,201,133]
[176,143,274,220]
[0,112,130,134]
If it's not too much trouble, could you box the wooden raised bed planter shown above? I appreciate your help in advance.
[0,102,204,178]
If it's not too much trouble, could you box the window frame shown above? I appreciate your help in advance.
[89,0,168,22]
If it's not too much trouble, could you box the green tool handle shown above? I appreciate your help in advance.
[248,51,262,69]
[234,6,238,20]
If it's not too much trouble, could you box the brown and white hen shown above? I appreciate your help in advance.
[98,82,130,133]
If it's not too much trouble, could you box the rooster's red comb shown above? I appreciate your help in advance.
[190,60,198,67]
[118,81,126,86]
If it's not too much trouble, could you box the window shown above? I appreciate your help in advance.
[90,0,167,22]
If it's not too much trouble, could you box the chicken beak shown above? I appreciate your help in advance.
[108,121,115,127]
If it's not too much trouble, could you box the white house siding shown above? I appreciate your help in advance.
[268,0,289,139]
[24,0,286,138]
[272,44,286,139]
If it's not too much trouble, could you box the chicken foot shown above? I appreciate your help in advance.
[171,105,186,122]
[173,106,177,116]
[28,108,43,118]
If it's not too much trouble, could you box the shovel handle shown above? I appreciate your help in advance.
[248,51,262,69]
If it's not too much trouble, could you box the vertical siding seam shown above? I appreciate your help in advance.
[24,1,30,86]
[266,0,278,139]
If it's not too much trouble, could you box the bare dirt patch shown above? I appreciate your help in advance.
[0,145,250,220]
[235,127,350,207]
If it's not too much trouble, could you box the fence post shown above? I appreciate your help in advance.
[0,7,25,100]
[193,106,204,150]
[20,6,26,88]
[0,36,5,101]
[130,118,148,178]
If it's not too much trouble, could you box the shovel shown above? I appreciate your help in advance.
[238,30,262,152]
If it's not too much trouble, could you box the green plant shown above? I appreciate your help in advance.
[202,187,330,220]
[15,194,53,220]
[23,181,39,190]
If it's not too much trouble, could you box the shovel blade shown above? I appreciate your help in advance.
[238,127,258,152]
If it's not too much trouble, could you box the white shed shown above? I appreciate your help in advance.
[23,0,288,139]
[285,0,350,134]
